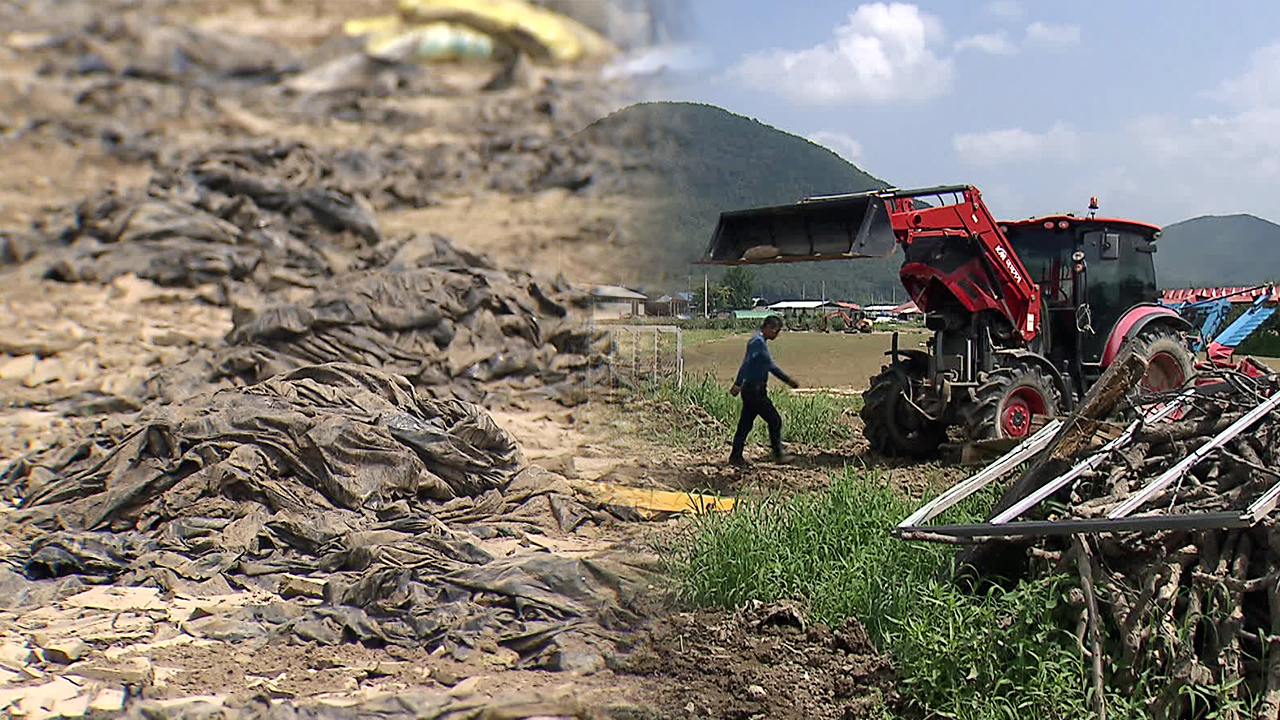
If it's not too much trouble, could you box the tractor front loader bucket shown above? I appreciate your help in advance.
[697,190,898,265]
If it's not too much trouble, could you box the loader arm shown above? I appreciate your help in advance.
[889,186,1042,342]
[697,184,1043,342]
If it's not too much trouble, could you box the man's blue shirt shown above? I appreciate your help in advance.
[735,332,793,387]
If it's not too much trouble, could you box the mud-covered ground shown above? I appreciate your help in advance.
[0,1,940,718]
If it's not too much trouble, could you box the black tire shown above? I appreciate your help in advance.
[861,364,948,458]
[960,362,1063,442]
[1126,325,1195,392]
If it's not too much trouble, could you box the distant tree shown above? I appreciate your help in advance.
[722,266,756,309]
[708,284,733,313]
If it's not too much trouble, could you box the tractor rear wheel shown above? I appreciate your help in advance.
[961,363,1063,441]
[1127,326,1195,392]
[861,364,947,458]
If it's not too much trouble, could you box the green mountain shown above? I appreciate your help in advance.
[1155,214,1280,288]
[577,101,905,303]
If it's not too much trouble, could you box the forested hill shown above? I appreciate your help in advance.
[1156,214,1280,287]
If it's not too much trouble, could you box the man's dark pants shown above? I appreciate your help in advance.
[731,381,782,460]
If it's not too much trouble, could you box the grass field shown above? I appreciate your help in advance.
[679,328,1280,389]
[682,329,930,389]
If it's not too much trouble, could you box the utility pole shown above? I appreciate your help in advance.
[822,280,826,303]
[703,273,709,319]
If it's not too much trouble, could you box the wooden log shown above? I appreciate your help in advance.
[991,351,1149,520]
[1075,536,1109,720]
[1136,416,1240,445]
[1216,534,1251,700]
[1257,564,1280,719]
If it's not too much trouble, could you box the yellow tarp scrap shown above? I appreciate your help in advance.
[342,14,404,38]
[344,0,617,64]
[569,479,734,519]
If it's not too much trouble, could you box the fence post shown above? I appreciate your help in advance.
[676,327,683,388]
[652,327,659,383]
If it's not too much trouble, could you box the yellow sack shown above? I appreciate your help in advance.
[396,0,616,63]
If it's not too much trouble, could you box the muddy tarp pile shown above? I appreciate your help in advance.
[214,259,603,405]
[0,364,650,670]
[935,364,1280,717]
[6,138,611,405]
[26,141,459,287]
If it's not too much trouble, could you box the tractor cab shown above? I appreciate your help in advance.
[1001,214,1161,389]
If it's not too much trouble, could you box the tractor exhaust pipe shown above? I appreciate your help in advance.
[696,189,899,265]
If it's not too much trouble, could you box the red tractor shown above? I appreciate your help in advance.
[698,185,1194,458]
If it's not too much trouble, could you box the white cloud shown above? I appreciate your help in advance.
[1213,42,1280,108]
[727,2,954,104]
[945,42,1280,224]
[953,123,1080,164]
[807,131,864,162]
[984,1,1022,19]
[955,32,1017,55]
[1025,21,1081,48]
[1128,110,1280,175]
[1061,110,1280,222]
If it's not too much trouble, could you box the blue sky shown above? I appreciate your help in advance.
[649,0,1280,227]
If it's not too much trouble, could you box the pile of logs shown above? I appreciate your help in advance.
[905,352,1280,718]
[1006,363,1280,719]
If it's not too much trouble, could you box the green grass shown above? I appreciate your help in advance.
[664,471,1165,719]
[636,374,859,450]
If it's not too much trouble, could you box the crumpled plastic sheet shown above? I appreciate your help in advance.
[120,231,610,408]
[6,363,522,523]
[41,142,396,288]
[221,262,606,390]
[0,364,650,661]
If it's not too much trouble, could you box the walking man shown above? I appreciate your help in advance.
[729,315,799,466]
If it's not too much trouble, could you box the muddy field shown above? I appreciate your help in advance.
[681,329,930,390]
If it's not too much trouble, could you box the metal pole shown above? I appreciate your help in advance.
[652,328,658,382]
[676,327,684,388]
[1109,390,1280,518]
[704,274,709,318]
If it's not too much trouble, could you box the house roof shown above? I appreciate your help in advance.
[590,284,647,300]
[767,300,832,310]
[834,301,862,310]
[892,300,921,313]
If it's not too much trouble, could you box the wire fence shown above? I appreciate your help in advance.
[588,324,684,392]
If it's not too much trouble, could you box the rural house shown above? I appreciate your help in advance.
[588,284,647,319]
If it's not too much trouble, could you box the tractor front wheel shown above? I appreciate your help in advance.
[861,364,947,458]
[961,363,1063,441]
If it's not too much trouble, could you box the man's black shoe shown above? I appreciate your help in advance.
[728,456,750,468]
